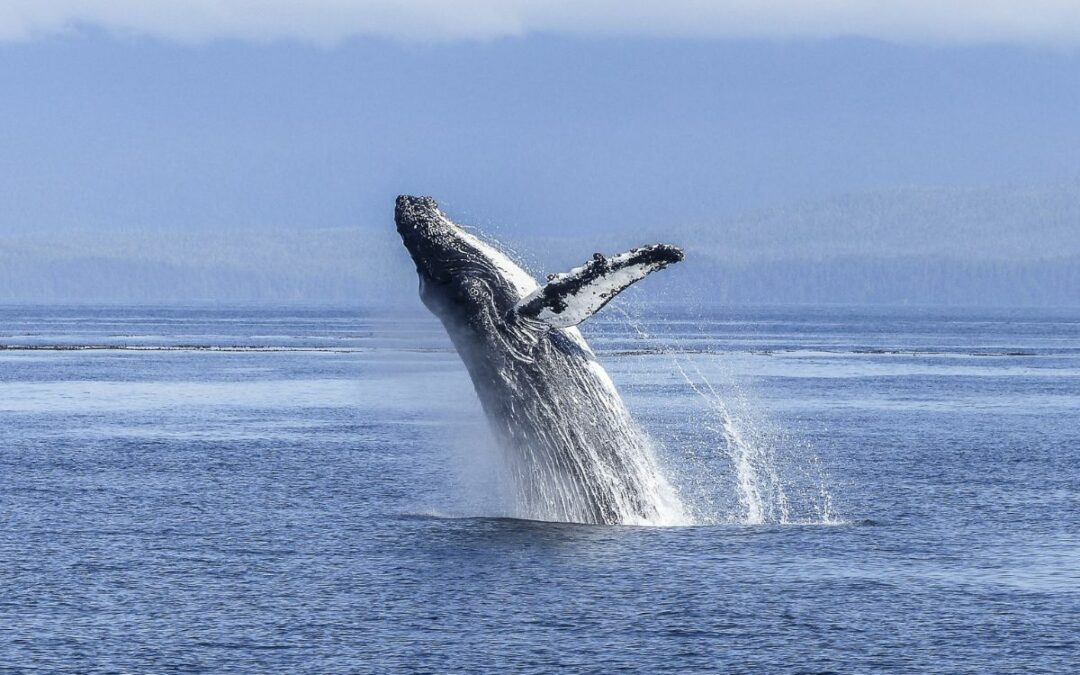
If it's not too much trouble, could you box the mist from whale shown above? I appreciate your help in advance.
[395,195,688,525]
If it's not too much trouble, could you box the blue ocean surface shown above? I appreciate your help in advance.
[1,305,1078,673]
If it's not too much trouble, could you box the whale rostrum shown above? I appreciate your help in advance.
[395,195,688,525]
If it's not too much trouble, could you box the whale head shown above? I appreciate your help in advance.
[395,195,537,326]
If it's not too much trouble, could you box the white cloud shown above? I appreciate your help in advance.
[2,1,1079,46]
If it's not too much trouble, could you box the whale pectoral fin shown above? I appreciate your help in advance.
[514,244,684,328]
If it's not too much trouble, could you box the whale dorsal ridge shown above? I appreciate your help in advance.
[514,244,684,328]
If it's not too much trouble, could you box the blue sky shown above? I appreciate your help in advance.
[2,2,1080,235]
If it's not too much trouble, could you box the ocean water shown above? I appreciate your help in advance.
[1,304,1078,673]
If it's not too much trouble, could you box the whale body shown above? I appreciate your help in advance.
[395,195,687,525]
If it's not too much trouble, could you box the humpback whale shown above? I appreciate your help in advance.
[395,195,687,525]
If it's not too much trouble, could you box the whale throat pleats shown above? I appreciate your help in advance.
[514,244,684,328]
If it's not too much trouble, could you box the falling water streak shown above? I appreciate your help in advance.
[610,305,835,525]
[669,355,771,524]
[661,333,783,524]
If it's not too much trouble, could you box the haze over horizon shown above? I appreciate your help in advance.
[2,2,1079,306]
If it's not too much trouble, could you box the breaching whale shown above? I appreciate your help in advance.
[395,195,687,525]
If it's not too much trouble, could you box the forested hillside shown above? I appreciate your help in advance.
[3,183,1078,306]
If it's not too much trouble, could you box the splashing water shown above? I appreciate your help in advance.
[613,306,838,526]
[427,231,833,527]
[446,302,836,527]
[455,299,692,527]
